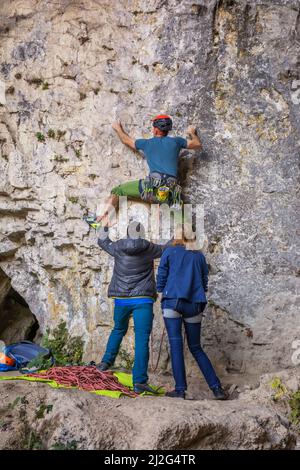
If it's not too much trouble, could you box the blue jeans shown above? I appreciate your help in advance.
[102,303,154,384]
[163,312,221,392]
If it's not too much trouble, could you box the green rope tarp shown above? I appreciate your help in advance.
[0,371,165,399]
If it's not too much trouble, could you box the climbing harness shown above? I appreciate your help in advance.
[140,173,183,209]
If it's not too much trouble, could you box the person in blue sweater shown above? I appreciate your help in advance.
[156,236,227,400]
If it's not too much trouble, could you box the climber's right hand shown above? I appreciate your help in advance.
[112,121,122,131]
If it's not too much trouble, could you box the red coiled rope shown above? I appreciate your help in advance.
[27,366,138,397]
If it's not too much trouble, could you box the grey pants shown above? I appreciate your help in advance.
[162,309,203,323]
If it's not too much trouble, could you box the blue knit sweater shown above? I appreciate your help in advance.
[156,245,208,303]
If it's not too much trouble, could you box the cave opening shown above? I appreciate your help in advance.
[0,268,39,345]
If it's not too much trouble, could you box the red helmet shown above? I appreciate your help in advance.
[152,114,173,131]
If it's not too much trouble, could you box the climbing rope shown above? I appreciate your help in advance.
[150,327,166,373]
[27,366,138,397]
[140,175,183,207]
[150,325,189,374]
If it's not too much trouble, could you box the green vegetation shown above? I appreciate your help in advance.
[270,377,300,430]
[46,129,67,140]
[69,142,83,158]
[27,78,49,90]
[27,433,43,450]
[68,196,79,204]
[47,129,56,138]
[35,403,53,420]
[289,391,300,427]
[53,154,69,162]
[116,348,134,370]
[56,130,66,141]
[27,352,53,371]
[270,377,289,401]
[12,396,45,449]
[51,440,78,450]
[28,78,43,86]
[35,129,66,143]
[36,132,45,142]
[41,321,84,366]
[27,321,84,370]
[8,396,22,410]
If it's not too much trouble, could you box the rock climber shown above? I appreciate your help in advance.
[156,232,228,400]
[85,115,202,228]
[96,221,169,395]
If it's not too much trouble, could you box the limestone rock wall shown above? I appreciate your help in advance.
[0,0,299,374]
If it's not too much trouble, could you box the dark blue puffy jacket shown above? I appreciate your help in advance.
[156,245,208,303]
[98,228,167,298]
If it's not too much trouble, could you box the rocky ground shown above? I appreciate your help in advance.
[0,366,299,450]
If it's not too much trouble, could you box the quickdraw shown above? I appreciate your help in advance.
[140,174,183,209]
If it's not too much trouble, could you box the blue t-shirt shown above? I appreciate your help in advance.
[135,136,187,177]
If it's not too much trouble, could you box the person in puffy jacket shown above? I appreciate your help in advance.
[96,222,168,395]
[156,236,227,400]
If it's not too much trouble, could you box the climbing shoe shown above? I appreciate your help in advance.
[83,214,102,230]
[133,383,160,395]
[96,362,110,372]
[165,390,186,399]
[212,385,228,400]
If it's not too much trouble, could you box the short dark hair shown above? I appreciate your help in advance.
[153,127,168,136]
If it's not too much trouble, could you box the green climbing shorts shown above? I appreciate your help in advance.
[111,180,141,199]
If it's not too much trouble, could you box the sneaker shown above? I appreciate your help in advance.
[133,383,160,395]
[165,389,186,399]
[83,214,102,230]
[212,385,228,400]
[96,361,110,372]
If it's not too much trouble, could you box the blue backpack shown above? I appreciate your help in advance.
[0,341,54,373]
